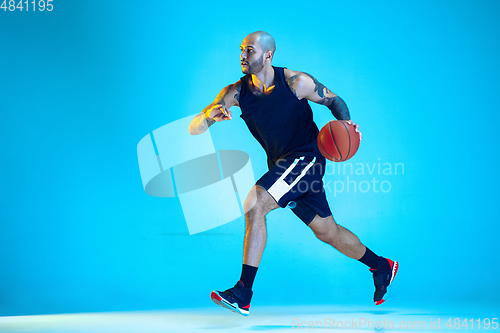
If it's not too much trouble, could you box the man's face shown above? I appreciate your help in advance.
[240,38,265,75]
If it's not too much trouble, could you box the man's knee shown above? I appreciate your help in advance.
[310,215,339,243]
[243,186,258,214]
[244,186,278,218]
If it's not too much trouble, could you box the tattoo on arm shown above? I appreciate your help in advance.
[192,83,238,134]
[300,72,350,120]
[206,117,216,127]
[201,103,217,129]
[197,82,240,133]
[234,82,241,102]
[194,106,215,133]
[303,72,335,105]
[286,74,300,98]
[203,85,231,128]
[215,85,231,107]
[327,96,350,120]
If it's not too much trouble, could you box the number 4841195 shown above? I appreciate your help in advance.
[446,318,498,330]
[1,0,54,11]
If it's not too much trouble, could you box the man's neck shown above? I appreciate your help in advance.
[251,65,275,93]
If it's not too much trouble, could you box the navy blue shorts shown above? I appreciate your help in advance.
[256,155,332,225]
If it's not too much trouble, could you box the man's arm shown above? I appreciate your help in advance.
[188,81,241,135]
[284,69,350,120]
[285,69,361,140]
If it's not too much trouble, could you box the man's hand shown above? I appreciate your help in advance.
[347,120,362,141]
[206,104,233,122]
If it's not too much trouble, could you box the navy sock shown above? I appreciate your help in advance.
[359,247,382,269]
[240,264,258,290]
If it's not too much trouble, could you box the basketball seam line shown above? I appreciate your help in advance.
[340,121,351,160]
[329,121,342,161]
[318,138,336,161]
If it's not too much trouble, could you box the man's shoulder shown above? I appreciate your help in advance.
[284,68,312,84]
[224,80,242,91]
[283,68,302,79]
[283,68,311,91]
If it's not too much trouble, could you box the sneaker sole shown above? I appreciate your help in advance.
[375,259,399,305]
[211,291,249,316]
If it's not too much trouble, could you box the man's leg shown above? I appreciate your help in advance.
[242,185,279,267]
[308,214,365,259]
[210,185,278,315]
[308,214,398,305]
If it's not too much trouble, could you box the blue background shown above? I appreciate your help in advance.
[1,0,499,316]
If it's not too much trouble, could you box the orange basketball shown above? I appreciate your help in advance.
[317,120,360,162]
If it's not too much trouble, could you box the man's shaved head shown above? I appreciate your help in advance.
[246,31,276,53]
[240,31,276,74]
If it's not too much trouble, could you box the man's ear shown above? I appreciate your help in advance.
[265,50,273,61]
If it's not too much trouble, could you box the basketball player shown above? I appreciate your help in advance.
[189,31,398,316]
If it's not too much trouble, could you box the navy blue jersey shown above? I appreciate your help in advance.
[239,66,322,168]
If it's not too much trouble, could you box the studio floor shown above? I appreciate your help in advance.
[1,303,498,333]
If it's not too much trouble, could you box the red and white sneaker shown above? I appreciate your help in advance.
[370,258,399,305]
[211,280,252,316]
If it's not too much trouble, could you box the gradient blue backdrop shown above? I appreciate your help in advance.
[1,0,499,316]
